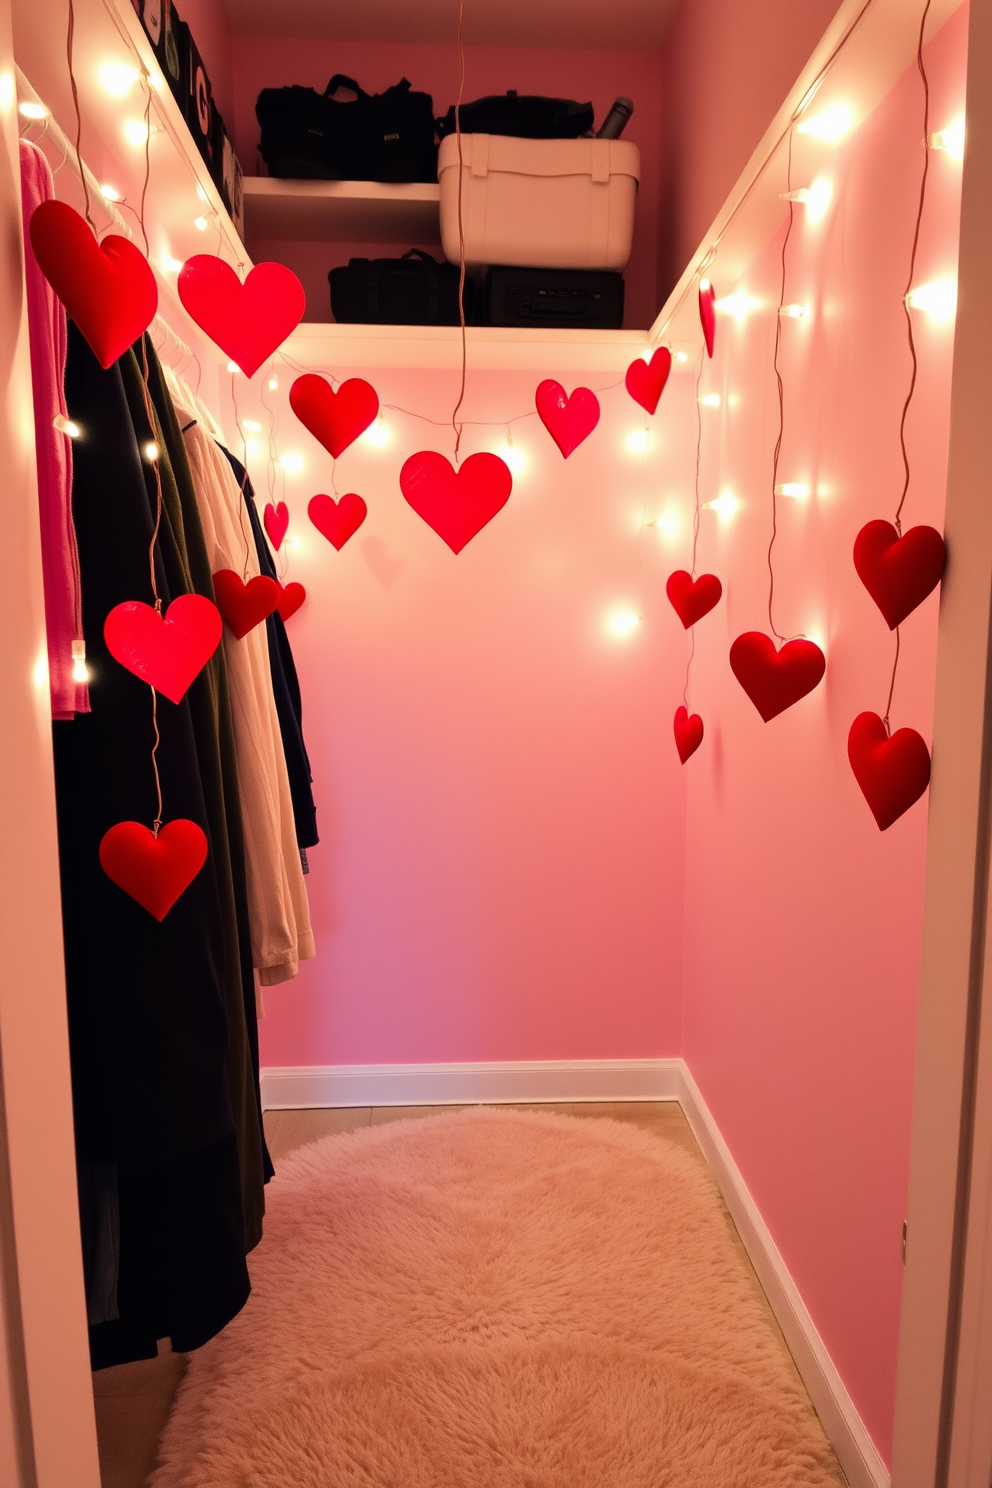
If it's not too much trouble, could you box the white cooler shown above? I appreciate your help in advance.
[438,134,640,272]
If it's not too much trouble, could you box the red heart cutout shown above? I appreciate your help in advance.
[853,520,946,630]
[666,571,722,629]
[674,705,704,763]
[212,570,281,639]
[699,280,716,358]
[848,711,931,830]
[729,632,825,721]
[29,201,158,370]
[177,257,305,377]
[308,492,368,550]
[625,348,672,415]
[104,594,222,704]
[263,501,290,551]
[535,380,600,458]
[100,819,208,920]
[276,581,306,622]
[400,452,512,554]
[290,374,379,459]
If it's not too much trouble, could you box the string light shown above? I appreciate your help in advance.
[363,412,390,447]
[929,117,964,159]
[100,182,122,202]
[241,419,261,432]
[779,303,808,318]
[196,182,208,202]
[100,62,140,97]
[159,253,184,273]
[501,429,525,475]
[774,482,810,498]
[143,441,159,462]
[71,639,89,683]
[905,278,957,322]
[796,101,854,142]
[714,291,760,319]
[698,392,721,408]
[804,177,832,223]
[226,361,240,374]
[244,439,260,460]
[53,413,81,438]
[674,351,689,364]
[124,119,150,146]
[702,491,740,522]
[18,100,49,119]
[268,375,279,391]
[626,428,649,454]
[607,610,642,638]
[280,452,303,474]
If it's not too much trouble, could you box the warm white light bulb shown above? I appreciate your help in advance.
[607,610,642,638]
[626,428,649,454]
[775,482,810,498]
[143,441,159,462]
[53,414,81,438]
[804,177,833,224]
[906,278,958,322]
[280,452,303,474]
[244,439,260,459]
[656,508,680,543]
[194,215,210,232]
[779,303,808,319]
[714,291,759,319]
[268,376,279,391]
[674,350,689,363]
[364,414,390,448]
[100,62,141,97]
[796,101,854,142]
[124,119,150,146]
[71,639,89,683]
[227,361,240,374]
[18,100,48,120]
[100,182,122,202]
[241,419,261,432]
[781,187,810,203]
[698,392,721,408]
[930,117,964,160]
[160,254,184,274]
[702,491,740,522]
[196,182,208,203]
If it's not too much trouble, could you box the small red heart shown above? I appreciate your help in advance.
[104,594,222,704]
[178,257,305,377]
[730,632,825,721]
[853,520,946,630]
[276,582,306,621]
[100,819,208,920]
[625,348,672,415]
[674,705,704,763]
[848,711,931,830]
[666,571,722,629]
[290,374,379,459]
[535,380,600,458]
[263,501,290,551]
[699,280,716,358]
[212,570,281,639]
[308,492,368,550]
[29,201,158,370]
[400,452,512,554]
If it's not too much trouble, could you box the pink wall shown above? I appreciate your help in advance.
[665,7,967,1463]
[657,0,842,298]
[229,36,665,328]
[246,367,688,1067]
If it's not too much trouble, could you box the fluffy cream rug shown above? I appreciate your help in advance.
[151,1109,844,1487]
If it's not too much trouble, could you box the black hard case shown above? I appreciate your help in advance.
[481,267,625,329]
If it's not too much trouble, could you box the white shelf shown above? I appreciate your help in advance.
[243,177,441,244]
[281,322,648,372]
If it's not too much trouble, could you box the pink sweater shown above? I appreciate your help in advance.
[20,140,89,719]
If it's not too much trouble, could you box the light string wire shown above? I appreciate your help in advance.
[228,370,255,580]
[65,0,95,230]
[767,123,798,644]
[450,0,468,462]
[884,0,933,734]
[682,348,706,707]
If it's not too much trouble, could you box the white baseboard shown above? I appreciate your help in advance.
[260,1058,682,1110]
[260,1053,887,1487]
[677,1061,890,1488]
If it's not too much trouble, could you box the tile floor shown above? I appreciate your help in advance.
[93,1101,847,1486]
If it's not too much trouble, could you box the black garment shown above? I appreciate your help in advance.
[58,325,248,1365]
[221,447,319,850]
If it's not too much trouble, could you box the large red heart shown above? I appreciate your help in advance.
[853,520,946,630]
[104,594,221,704]
[699,280,716,358]
[666,571,722,629]
[674,705,704,763]
[290,374,379,459]
[212,570,280,639]
[29,200,158,370]
[848,711,931,830]
[277,582,307,622]
[535,380,600,458]
[400,452,512,554]
[100,819,208,920]
[177,257,305,377]
[730,632,825,721]
[308,492,368,550]
[263,501,289,551]
[625,348,672,415]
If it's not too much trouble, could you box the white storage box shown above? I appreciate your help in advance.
[438,134,640,272]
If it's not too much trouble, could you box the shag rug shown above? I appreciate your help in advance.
[151,1108,844,1487]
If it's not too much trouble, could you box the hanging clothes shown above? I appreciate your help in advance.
[176,399,315,987]
[19,139,89,719]
[120,339,271,1246]
[56,324,249,1367]
[221,446,319,852]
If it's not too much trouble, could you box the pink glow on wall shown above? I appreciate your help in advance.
[228,36,664,328]
[661,7,967,1463]
[254,367,687,1067]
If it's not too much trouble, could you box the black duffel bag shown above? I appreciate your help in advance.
[256,74,437,182]
[329,250,475,326]
[436,90,594,140]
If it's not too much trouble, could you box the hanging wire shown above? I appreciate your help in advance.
[767,124,798,644]
[66,0,95,230]
[228,369,255,580]
[450,0,468,462]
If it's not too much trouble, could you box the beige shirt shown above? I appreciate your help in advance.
[180,409,315,986]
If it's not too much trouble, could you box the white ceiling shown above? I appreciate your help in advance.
[220,0,683,50]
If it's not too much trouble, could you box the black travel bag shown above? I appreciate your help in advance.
[256,75,437,182]
[329,250,475,326]
[481,267,624,329]
[436,91,594,140]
